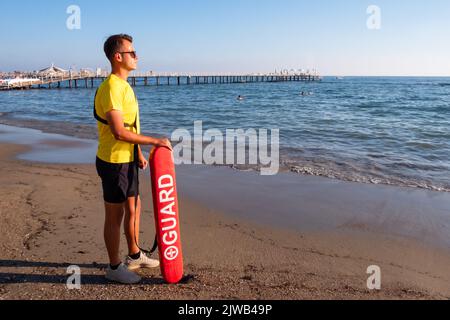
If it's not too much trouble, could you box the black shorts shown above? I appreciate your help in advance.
[96,157,139,204]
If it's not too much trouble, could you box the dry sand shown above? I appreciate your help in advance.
[0,142,449,300]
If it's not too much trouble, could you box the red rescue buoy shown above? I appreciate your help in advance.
[149,146,184,284]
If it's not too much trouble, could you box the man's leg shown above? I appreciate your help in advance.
[104,202,125,266]
[124,196,141,256]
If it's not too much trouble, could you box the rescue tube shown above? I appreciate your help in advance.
[149,146,184,284]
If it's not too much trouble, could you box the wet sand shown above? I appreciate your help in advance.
[0,124,97,164]
[0,130,449,299]
[176,165,450,249]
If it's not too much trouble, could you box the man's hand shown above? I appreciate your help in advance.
[137,146,148,170]
[157,138,173,151]
[138,153,148,170]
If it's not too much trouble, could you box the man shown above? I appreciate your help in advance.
[95,34,172,284]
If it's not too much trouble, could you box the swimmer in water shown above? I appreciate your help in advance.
[237,95,245,101]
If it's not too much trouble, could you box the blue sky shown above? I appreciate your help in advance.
[1,0,449,76]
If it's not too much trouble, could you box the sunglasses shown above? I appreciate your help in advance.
[118,51,137,59]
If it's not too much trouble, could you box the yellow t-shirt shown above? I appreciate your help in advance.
[95,74,141,164]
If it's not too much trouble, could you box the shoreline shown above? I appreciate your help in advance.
[0,132,449,299]
[1,123,449,248]
[0,115,449,193]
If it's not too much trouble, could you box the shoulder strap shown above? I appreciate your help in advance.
[93,89,109,125]
[93,89,137,129]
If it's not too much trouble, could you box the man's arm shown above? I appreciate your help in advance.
[106,110,172,149]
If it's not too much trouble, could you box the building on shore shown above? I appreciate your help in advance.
[37,64,68,77]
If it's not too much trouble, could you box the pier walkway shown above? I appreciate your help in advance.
[0,71,321,90]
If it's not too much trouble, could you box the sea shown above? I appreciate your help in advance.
[0,76,449,192]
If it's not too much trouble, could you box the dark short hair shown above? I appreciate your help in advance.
[104,34,133,61]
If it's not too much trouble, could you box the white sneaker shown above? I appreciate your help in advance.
[125,252,160,270]
[105,263,141,284]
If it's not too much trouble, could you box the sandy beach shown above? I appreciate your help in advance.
[0,125,449,300]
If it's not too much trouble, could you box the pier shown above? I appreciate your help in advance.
[0,70,322,91]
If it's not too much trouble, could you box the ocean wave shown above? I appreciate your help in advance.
[0,112,12,118]
[1,116,448,192]
[405,141,438,150]
[288,163,449,192]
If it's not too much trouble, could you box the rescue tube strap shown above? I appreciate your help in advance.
[133,146,158,256]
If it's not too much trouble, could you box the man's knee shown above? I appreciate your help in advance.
[104,202,125,220]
